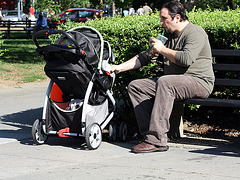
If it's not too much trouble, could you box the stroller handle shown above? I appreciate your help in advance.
[32,29,80,50]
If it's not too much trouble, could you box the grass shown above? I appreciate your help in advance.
[0,38,51,86]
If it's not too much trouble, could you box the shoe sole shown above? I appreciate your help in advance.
[131,146,169,153]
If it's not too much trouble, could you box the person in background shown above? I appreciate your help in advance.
[111,1,214,153]
[29,6,35,20]
[129,5,135,16]
[123,9,129,17]
[137,6,144,16]
[143,2,152,15]
[0,8,3,22]
[33,14,49,34]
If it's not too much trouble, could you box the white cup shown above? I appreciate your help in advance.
[149,34,168,54]
[157,34,168,44]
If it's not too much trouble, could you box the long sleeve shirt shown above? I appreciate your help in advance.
[35,17,49,28]
[137,22,215,93]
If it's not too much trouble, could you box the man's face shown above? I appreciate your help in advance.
[160,8,176,33]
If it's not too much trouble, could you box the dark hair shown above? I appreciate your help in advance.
[37,14,43,23]
[162,1,188,21]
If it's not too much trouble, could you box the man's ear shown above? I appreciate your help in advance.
[175,14,181,23]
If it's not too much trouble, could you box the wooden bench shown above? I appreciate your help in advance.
[0,19,35,39]
[180,49,240,107]
[170,49,240,138]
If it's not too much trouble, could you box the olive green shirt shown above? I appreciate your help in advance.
[137,22,215,93]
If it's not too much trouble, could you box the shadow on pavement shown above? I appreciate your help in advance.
[21,134,133,151]
[1,108,240,156]
[0,108,42,141]
[0,108,42,125]
[189,147,240,157]
[170,137,240,157]
[21,135,88,150]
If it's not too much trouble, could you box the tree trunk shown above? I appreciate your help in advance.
[100,0,103,17]
[112,1,115,16]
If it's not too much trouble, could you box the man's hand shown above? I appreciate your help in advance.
[110,56,142,74]
[111,65,122,74]
[149,37,164,54]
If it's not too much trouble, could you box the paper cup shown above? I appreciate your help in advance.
[157,34,168,44]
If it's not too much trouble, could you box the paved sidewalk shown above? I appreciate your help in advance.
[0,81,240,179]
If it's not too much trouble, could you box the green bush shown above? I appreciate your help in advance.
[188,8,240,49]
[0,32,7,57]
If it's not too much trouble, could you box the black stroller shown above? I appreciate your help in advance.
[31,26,127,150]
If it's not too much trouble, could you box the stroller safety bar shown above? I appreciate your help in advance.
[32,29,80,50]
[47,130,85,137]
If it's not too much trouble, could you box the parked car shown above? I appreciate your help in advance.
[47,8,100,28]
[58,8,100,22]
[103,8,110,14]
[2,10,27,26]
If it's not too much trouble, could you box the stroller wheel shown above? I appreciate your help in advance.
[32,119,48,145]
[119,121,128,142]
[108,121,117,142]
[85,123,102,150]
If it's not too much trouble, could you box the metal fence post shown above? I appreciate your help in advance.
[7,20,10,39]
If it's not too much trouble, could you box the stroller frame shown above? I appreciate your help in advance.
[31,26,117,150]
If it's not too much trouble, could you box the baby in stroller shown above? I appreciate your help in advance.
[31,26,126,150]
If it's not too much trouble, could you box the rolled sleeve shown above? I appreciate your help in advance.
[137,48,159,67]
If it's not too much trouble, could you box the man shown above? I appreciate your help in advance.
[111,1,215,153]
[129,5,135,16]
[143,3,152,15]
[137,6,144,16]
[33,14,49,34]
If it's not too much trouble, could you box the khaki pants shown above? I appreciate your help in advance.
[128,75,209,146]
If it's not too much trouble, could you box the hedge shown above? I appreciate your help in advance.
[0,32,7,57]
[188,8,240,49]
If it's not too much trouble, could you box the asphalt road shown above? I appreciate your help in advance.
[0,81,240,179]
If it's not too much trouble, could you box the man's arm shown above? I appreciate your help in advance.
[151,28,207,67]
[111,56,142,74]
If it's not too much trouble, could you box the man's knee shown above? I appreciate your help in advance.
[156,76,169,87]
[128,79,141,94]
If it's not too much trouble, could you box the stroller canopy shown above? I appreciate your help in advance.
[55,26,105,72]
[33,26,114,99]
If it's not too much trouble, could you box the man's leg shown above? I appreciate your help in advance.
[128,78,157,136]
[145,75,209,147]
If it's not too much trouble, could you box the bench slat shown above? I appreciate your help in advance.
[213,64,240,71]
[212,49,240,57]
[215,79,240,86]
[178,98,240,108]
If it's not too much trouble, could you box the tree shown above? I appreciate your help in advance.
[34,0,62,17]
[34,0,94,14]
[60,0,93,9]
[194,0,240,10]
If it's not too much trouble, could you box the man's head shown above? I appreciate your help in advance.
[160,1,188,33]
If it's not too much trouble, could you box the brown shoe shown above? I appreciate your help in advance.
[131,141,169,153]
